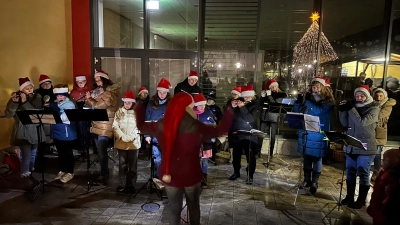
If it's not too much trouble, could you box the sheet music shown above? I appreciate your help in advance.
[304,114,320,132]
[29,115,56,124]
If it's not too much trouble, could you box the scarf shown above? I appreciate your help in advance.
[91,87,104,99]
[194,108,204,115]
[377,97,389,107]
[159,98,167,105]
[311,92,322,103]
[355,97,374,108]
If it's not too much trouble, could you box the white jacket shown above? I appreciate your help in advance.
[112,107,141,149]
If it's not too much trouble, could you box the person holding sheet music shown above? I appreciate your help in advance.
[259,79,287,158]
[6,77,45,182]
[173,70,202,95]
[144,78,172,179]
[228,84,260,185]
[294,77,335,194]
[339,84,380,209]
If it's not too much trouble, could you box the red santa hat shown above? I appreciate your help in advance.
[264,79,278,90]
[94,70,109,80]
[75,76,86,81]
[157,78,171,92]
[354,84,371,98]
[122,90,136,102]
[311,76,326,86]
[19,77,34,91]
[53,87,69,96]
[241,84,255,97]
[193,93,207,106]
[231,86,241,96]
[324,78,333,92]
[137,86,148,95]
[188,70,198,80]
[162,92,194,184]
[39,74,52,84]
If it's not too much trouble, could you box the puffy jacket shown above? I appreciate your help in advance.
[86,83,120,138]
[260,91,287,122]
[229,100,260,144]
[375,98,396,146]
[145,99,168,143]
[112,107,141,150]
[294,99,333,157]
[339,102,380,155]
[197,109,216,150]
[174,78,202,95]
[50,98,77,141]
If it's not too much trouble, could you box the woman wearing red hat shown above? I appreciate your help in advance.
[112,90,141,193]
[259,79,287,158]
[135,92,234,225]
[85,70,120,184]
[36,74,55,106]
[339,84,380,209]
[136,86,149,108]
[5,77,45,186]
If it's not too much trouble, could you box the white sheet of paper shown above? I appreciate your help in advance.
[29,115,56,124]
[303,114,320,132]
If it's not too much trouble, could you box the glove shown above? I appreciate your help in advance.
[266,90,272,96]
[339,101,353,111]
[296,94,304,103]
[305,92,312,101]
[261,90,266,97]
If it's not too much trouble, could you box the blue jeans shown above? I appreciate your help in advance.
[152,138,162,178]
[373,146,383,171]
[19,144,38,175]
[346,154,375,186]
[303,154,322,172]
[94,135,110,177]
[200,158,208,174]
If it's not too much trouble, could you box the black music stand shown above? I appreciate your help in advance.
[286,112,321,206]
[322,131,365,223]
[16,109,62,202]
[64,109,109,193]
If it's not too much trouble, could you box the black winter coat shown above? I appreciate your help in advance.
[260,91,287,122]
[229,100,260,144]
[174,78,202,95]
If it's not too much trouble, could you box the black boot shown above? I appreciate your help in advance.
[348,184,370,209]
[246,175,253,185]
[201,173,208,188]
[300,169,312,189]
[310,171,321,194]
[116,176,126,193]
[229,171,240,180]
[341,180,356,205]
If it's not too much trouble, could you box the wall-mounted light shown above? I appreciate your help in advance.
[147,0,159,10]
[218,64,222,68]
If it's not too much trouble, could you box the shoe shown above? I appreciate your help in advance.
[309,171,321,194]
[229,172,240,180]
[348,184,370,209]
[61,173,74,183]
[246,176,253,185]
[116,185,126,193]
[201,173,208,188]
[341,180,356,205]
[96,175,109,184]
[299,169,312,189]
[55,171,66,180]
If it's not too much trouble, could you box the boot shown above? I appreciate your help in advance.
[229,171,240,180]
[116,176,126,193]
[341,180,356,205]
[310,171,321,194]
[348,184,370,209]
[300,169,312,189]
[201,173,208,188]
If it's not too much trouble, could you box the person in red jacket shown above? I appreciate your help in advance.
[70,76,91,108]
[367,148,400,225]
[135,92,233,225]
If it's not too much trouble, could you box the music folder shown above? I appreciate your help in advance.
[286,112,320,132]
[237,129,266,137]
[325,131,366,150]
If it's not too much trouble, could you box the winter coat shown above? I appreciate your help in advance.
[207,104,223,124]
[229,100,260,145]
[86,83,120,138]
[70,85,91,103]
[144,99,169,144]
[376,98,396,146]
[112,107,141,150]
[260,91,287,123]
[294,99,333,157]
[197,109,216,150]
[339,102,380,155]
[50,98,77,141]
[174,78,202,95]
[5,93,46,146]
[136,96,149,109]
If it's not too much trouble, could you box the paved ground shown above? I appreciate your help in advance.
[0,150,373,225]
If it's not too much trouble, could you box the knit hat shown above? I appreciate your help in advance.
[311,76,326,86]
[39,74,52,84]
[53,87,69,97]
[241,84,255,97]
[231,86,241,96]
[372,88,388,98]
[264,79,278,90]
[207,91,216,101]
[122,90,136,102]
[157,78,171,92]
[354,84,371,98]
[188,70,198,80]
[162,92,194,183]
[75,76,86,81]
[19,77,34,91]
[137,86,148,95]
[94,70,109,79]
[193,93,207,106]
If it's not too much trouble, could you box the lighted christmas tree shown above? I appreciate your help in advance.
[292,12,338,77]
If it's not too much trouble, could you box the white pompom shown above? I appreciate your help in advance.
[162,174,171,183]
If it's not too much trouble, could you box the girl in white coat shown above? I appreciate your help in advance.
[112,90,141,193]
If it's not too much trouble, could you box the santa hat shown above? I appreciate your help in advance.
[354,84,371,98]
[372,88,388,98]
[193,93,207,106]
[75,76,86,81]
[39,74,52,84]
[264,79,278,90]
[188,70,198,80]
[19,77,34,91]
[137,86,148,95]
[53,87,69,97]
[122,90,136,102]
[94,70,109,79]
[162,92,194,184]
[231,86,241,96]
[241,84,255,97]
[311,76,326,86]
[324,78,332,92]
[157,78,171,92]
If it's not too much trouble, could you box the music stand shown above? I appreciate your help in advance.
[285,112,321,206]
[322,131,365,223]
[16,109,62,202]
[64,109,109,193]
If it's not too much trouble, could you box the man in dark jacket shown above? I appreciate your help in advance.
[174,70,202,95]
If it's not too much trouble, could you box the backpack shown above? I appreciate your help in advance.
[4,152,21,173]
